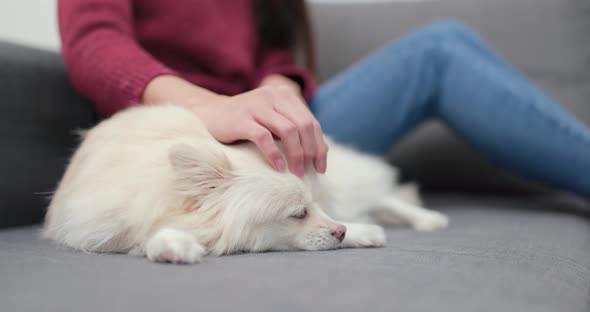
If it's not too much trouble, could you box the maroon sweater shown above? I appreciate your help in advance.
[58,0,316,117]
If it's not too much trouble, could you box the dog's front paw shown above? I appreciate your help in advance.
[411,211,449,232]
[341,223,386,248]
[146,228,206,264]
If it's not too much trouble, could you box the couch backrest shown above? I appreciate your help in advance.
[0,42,95,228]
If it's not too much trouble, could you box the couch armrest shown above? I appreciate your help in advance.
[0,41,96,228]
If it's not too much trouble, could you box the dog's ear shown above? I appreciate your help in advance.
[169,143,233,199]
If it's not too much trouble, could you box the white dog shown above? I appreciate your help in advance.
[44,104,448,264]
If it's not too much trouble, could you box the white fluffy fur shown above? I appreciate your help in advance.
[44,104,448,264]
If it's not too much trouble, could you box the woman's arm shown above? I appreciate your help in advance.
[60,0,326,175]
[141,75,223,109]
[59,0,177,117]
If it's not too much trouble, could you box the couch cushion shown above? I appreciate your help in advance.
[2,195,588,312]
[310,0,590,194]
[0,41,96,228]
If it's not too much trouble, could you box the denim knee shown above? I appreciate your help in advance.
[402,20,486,67]
[418,19,484,49]
[380,19,482,61]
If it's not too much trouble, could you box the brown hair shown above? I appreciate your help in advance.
[253,0,316,73]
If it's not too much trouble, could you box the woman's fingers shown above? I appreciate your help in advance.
[269,86,328,174]
[243,85,328,175]
[245,123,286,171]
[313,129,328,173]
[253,109,306,176]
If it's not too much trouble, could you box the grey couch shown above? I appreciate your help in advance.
[1,1,589,311]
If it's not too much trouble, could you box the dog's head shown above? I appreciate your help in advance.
[169,143,346,255]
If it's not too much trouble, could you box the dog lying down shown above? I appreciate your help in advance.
[44,104,448,264]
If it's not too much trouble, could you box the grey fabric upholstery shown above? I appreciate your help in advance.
[1,196,589,312]
[310,0,590,194]
[0,41,95,228]
[1,1,589,311]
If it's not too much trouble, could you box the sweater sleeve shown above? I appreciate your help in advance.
[254,48,317,101]
[58,0,178,117]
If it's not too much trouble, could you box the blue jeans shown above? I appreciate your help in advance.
[309,21,590,197]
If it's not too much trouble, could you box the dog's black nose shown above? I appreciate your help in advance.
[331,225,346,242]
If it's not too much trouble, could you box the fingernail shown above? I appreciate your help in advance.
[317,159,326,174]
[296,163,305,176]
[274,158,286,171]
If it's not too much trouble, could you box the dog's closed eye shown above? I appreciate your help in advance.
[290,208,308,220]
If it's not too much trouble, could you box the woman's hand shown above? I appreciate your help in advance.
[193,84,327,176]
[142,74,327,176]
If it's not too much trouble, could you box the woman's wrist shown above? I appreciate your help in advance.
[259,74,302,95]
[142,74,301,112]
[141,75,226,112]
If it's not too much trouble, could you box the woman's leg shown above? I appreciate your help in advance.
[309,20,590,197]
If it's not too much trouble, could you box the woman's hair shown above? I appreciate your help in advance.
[253,0,316,73]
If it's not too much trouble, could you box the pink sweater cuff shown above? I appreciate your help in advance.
[61,29,181,117]
[107,63,178,113]
[90,59,178,117]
